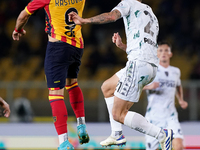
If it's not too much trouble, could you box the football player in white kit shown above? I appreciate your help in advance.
[68,0,173,150]
[144,42,188,150]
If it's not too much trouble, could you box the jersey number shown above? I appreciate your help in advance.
[144,10,154,37]
[64,8,78,37]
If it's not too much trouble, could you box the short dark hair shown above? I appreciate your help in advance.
[158,41,172,50]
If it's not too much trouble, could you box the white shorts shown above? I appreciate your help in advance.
[115,60,157,102]
[145,116,184,150]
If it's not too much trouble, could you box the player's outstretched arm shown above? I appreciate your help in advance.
[112,32,127,51]
[12,9,30,41]
[68,9,121,25]
[68,11,85,25]
[0,97,10,118]
[176,85,188,109]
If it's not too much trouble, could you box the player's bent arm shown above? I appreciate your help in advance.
[13,9,30,40]
[118,42,127,51]
[143,82,159,90]
[84,9,121,24]
[176,85,188,109]
[15,9,31,31]
[176,85,183,100]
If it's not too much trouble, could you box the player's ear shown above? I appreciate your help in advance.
[169,51,173,58]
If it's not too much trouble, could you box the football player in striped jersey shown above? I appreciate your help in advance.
[12,0,89,149]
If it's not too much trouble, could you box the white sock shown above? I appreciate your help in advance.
[77,117,85,126]
[58,133,68,145]
[105,97,122,138]
[124,111,161,138]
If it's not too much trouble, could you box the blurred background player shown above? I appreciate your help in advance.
[143,42,188,150]
[69,0,173,149]
[0,97,10,118]
[12,0,89,149]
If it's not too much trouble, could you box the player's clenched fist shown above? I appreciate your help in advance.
[12,29,26,41]
[68,11,85,25]
[112,32,126,51]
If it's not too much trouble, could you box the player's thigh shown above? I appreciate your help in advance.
[113,96,133,114]
[112,96,133,123]
[101,74,119,97]
[45,42,72,89]
[114,60,157,102]
[67,45,83,79]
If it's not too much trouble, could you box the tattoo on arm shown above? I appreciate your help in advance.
[113,9,121,20]
[88,10,121,24]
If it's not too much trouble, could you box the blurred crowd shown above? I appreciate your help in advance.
[1,0,200,81]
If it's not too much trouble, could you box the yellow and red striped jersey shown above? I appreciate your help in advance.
[25,0,85,48]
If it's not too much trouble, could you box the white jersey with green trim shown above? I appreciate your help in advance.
[112,0,159,66]
[145,65,181,120]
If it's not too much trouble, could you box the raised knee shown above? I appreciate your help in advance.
[101,81,112,97]
[101,82,107,94]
